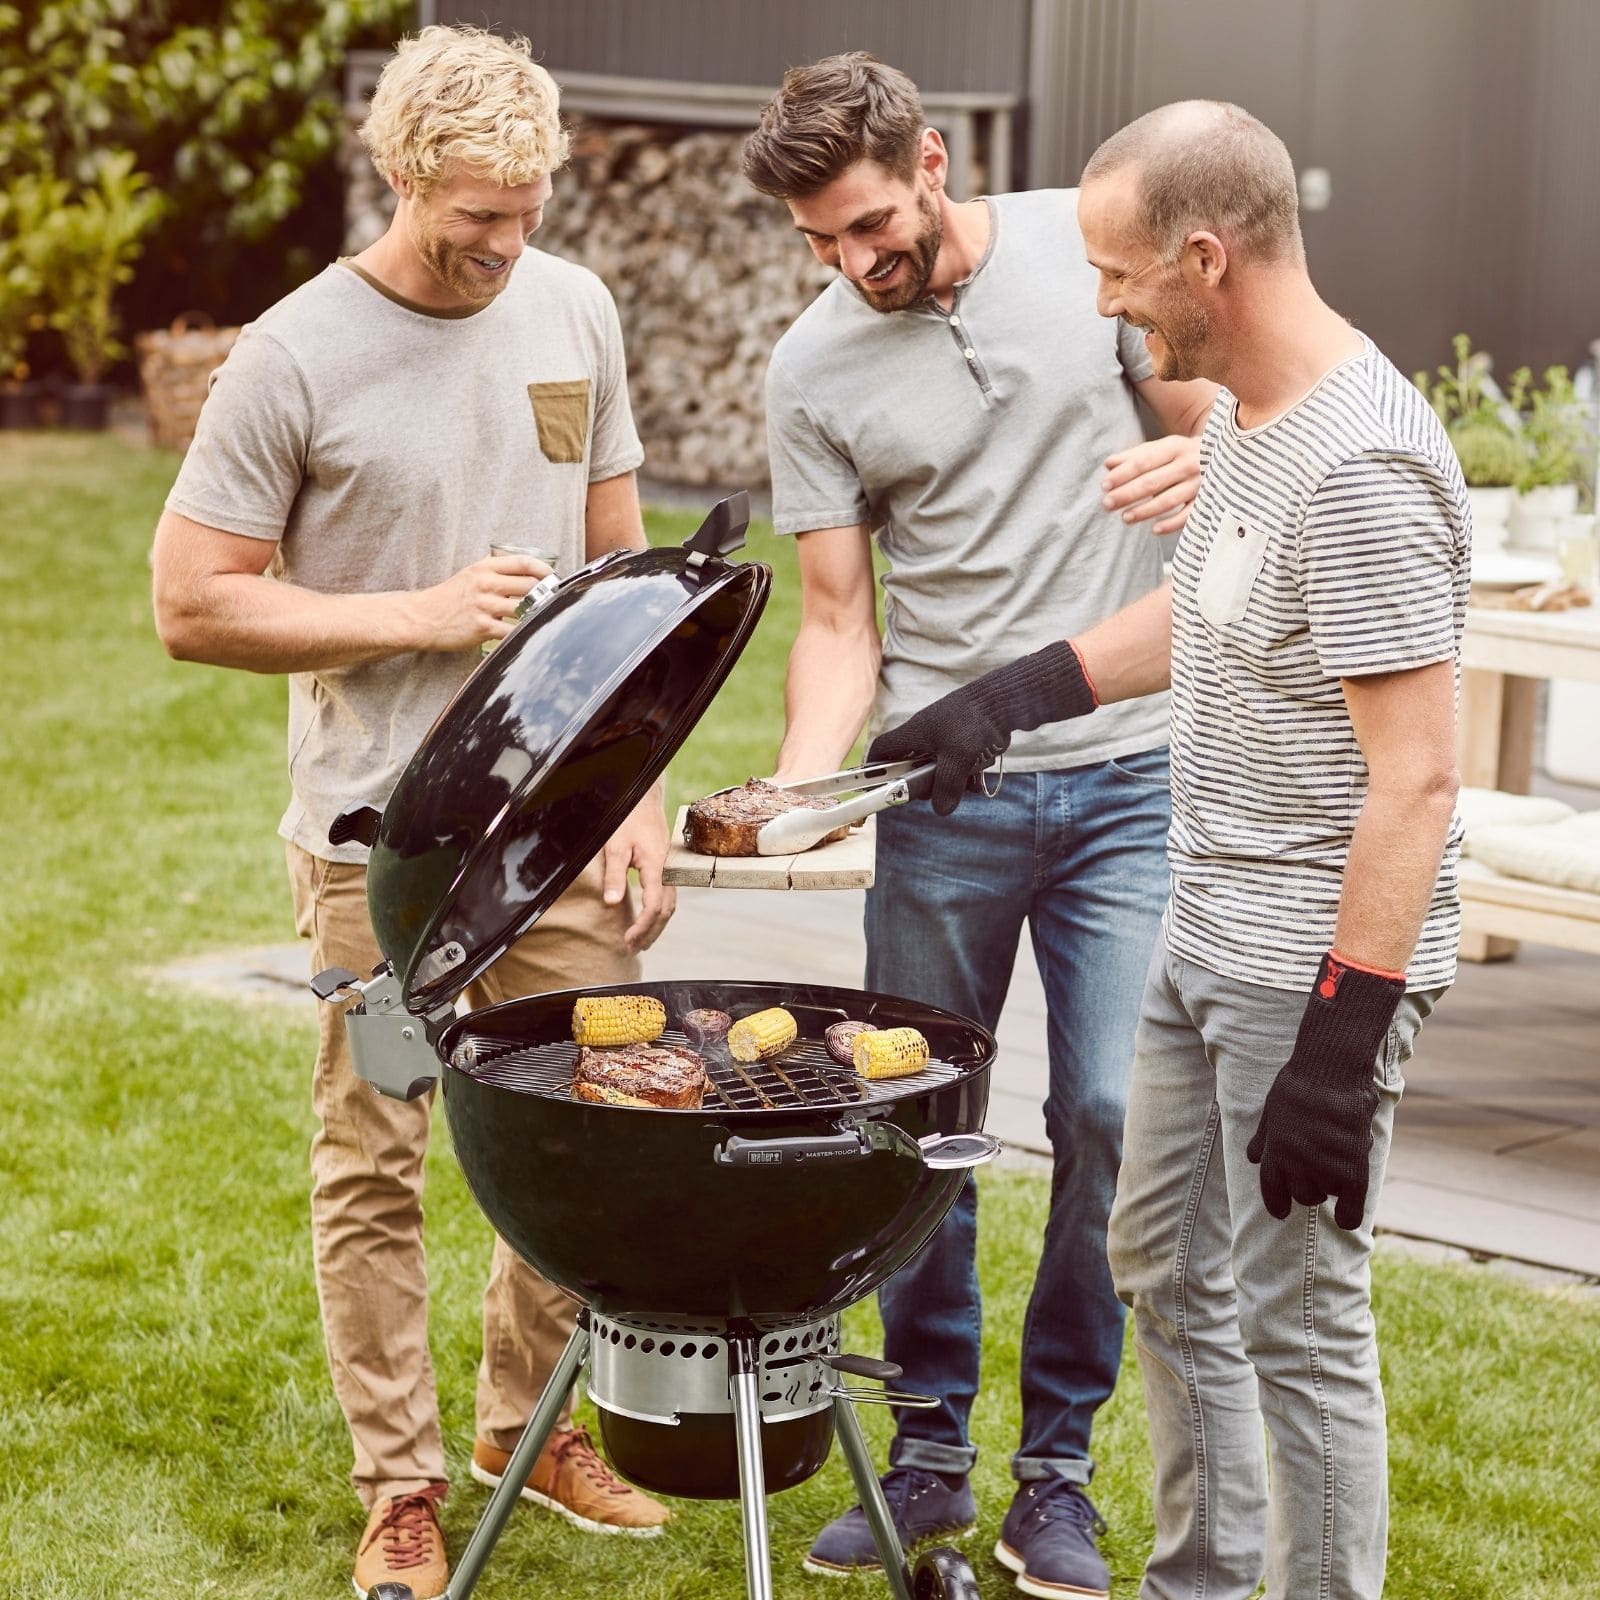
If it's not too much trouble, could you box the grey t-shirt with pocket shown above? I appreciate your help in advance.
[765,187,1171,770]
[167,252,643,863]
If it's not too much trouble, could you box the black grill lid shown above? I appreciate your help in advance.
[357,496,769,1013]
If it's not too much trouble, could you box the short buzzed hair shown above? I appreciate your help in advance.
[1082,101,1302,264]
[743,52,924,199]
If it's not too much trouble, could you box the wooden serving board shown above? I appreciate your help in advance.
[662,808,876,889]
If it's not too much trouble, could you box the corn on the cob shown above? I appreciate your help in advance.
[571,993,666,1047]
[852,1026,929,1080]
[727,1007,798,1062]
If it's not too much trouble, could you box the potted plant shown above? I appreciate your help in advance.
[36,152,164,430]
[0,173,62,429]
[1416,334,1523,553]
[1507,364,1593,553]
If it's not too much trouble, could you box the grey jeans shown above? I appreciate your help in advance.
[1107,940,1441,1600]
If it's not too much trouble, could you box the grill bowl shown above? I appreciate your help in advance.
[438,980,994,1331]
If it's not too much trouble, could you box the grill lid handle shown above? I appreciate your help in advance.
[681,491,750,569]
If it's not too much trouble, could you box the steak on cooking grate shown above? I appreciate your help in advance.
[572,1041,708,1109]
[684,778,848,857]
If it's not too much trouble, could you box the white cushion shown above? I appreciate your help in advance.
[1467,812,1600,895]
[1457,786,1574,842]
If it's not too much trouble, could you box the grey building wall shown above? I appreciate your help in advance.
[455,0,1030,93]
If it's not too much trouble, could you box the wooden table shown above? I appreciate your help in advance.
[1458,601,1600,959]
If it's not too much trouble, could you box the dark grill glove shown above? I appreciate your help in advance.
[1246,951,1406,1231]
[865,641,1097,816]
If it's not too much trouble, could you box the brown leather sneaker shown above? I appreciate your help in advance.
[471,1425,671,1536]
[352,1487,448,1599]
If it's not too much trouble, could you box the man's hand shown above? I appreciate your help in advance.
[405,552,552,652]
[599,785,676,953]
[1247,952,1406,1231]
[866,641,1097,816]
[1102,434,1203,535]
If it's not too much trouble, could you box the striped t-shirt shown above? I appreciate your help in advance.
[1164,337,1470,993]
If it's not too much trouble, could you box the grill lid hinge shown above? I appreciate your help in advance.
[309,963,452,1100]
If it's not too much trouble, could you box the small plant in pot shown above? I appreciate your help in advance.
[36,152,164,430]
[1506,364,1593,553]
[0,173,63,429]
[1415,333,1522,553]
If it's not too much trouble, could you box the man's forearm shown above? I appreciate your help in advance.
[772,621,882,780]
[1333,774,1458,972]
[1072,582,1173,705]
[157,572,428,674]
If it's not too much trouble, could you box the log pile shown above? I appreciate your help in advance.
[536,119,834,487]
[341,114,834,487]
[135,315,242,453]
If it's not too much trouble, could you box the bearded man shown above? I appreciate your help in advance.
[742,53,1215,1600]
[153,26,675,1599]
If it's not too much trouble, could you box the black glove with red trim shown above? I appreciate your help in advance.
[1246,951,1406,1231]
[866,641,1098,816]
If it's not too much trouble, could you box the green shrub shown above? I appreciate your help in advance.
[35,152,165,384]
[0,0,408,373]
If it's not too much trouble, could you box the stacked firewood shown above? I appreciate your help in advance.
[135,316,242,453]
[536,120,835,487]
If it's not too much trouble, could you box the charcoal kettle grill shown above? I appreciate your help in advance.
[312,496,998,1600]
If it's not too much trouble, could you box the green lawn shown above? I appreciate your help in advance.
[2,432,1597,1599]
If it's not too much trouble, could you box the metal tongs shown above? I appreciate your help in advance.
[749,758,936,856]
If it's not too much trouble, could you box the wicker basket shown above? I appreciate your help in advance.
[135,313,241,452]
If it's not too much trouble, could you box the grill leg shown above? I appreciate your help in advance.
[728,1334,775,1600]
[444,1315,591,1600]
[833,1393,914,1600]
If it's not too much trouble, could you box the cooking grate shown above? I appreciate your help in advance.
[450,1027,961,1110]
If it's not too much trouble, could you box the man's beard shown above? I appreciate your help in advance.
[855,190,943,314]
[1143,287,1211,381]
[411,216,512,304]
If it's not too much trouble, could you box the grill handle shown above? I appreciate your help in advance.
[714,1129,871,1167]
[712,1123,1001,1171]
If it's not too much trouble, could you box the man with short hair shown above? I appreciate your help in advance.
[869,100,1466,1600]
[743,53,1216,1598]
[152,26,673,1598]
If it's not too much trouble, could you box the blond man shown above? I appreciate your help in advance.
[153,26,673,1598]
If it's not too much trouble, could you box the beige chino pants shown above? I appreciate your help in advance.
[288,841,639,1507]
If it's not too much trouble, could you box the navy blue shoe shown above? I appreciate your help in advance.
[993,1480,1110,1598]
[804,1467,977,1575]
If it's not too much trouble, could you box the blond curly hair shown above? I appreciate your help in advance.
[359,25,569,196]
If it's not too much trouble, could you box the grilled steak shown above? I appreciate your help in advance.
[685,778,849,857]
[572,1041,708,1109]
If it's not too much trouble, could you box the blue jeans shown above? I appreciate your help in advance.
[865,749,1171,1485]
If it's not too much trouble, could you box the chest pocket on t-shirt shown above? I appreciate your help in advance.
[528,380,591,463]
[1196,511,1270,626]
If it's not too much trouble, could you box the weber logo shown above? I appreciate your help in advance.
[748,1151,783,1165]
